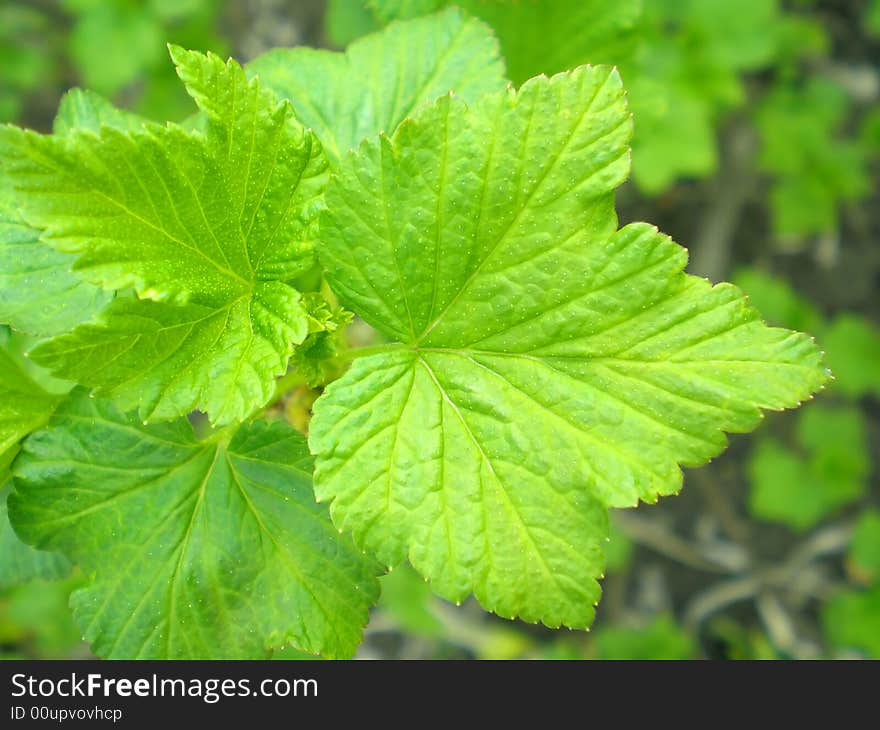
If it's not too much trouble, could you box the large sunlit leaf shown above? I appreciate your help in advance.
[9,393,381,659]
[309,66,828,628]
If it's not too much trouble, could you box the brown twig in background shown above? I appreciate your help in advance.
[689,119,757,281]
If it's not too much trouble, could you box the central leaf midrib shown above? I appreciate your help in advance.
[414,66,618,344]
[227,458,368,633]
[164,444,222,657]
[416,355,570,604]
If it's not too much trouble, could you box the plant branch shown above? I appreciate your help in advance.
[613,511,731,574]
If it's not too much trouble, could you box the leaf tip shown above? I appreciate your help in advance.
[166,43,188,65]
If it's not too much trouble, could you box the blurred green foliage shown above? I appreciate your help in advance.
[0,0,227,125]
[849,509,880,583]
[822,316,880,399]
[867,0,880,35]
[736,268,878,657]
[822,586,880,657]
[0,3,56,122]
[593,615,697,660]
[736,269,877,530]
[755,77,872,238]
[605,517,636,573]
[748,405,868,531]
[0,574,85,659]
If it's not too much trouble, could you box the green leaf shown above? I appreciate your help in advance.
[0,344,61,478]
[1,48,327,424]
[291,293,354,387]
[732,267,824,334]
[594,614,696,660]
[67,1,163,95]
[0,480,71,589]
[368,0,641,85]
[0,574,87,658]
[822,314,880,399]
[53,87,147,135]
[748,405,868,531]
[0,179,111,337]
[9,393,382,659]
[756,76,871,237]
[0,330,68,602]
[822,586,880,658]
[866,0,880,38]
[0,89,143,337]
[325,0,382,47]
[248,8,506,166]
[0,326,73,395]
[310,68,828,628]
[379,562,443,637]
[849,509,880,584]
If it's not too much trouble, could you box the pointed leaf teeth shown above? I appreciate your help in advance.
[313,62,826,628]
[5,47,324,423]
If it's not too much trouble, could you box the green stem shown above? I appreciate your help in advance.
[268,369,309,408]
[264,342,407,416]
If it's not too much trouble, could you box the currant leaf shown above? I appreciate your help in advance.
[309,66,829,628]
[248,7,506,166]
[0,343,61,478]
[9,392,382,659]
[0,48,327,424]
[0,479,70,589]
[0,88,142,337]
